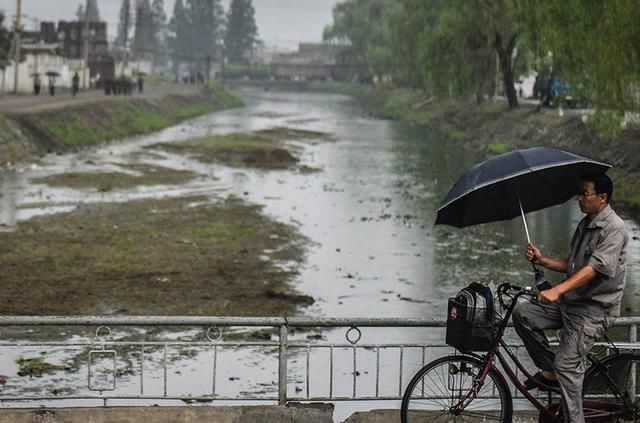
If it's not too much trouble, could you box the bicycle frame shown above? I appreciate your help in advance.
[459,286,561,420]
[455,284,636,422]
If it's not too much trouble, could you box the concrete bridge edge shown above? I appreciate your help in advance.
[0,403,334,423]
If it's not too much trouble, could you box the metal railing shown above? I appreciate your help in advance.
[0,316,637,407]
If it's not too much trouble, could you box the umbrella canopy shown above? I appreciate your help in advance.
[45,71,60,77]
[435,147,611,235]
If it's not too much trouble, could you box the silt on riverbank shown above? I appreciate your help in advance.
[0,194,312,316]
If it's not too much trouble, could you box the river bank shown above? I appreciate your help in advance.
[0,85,325,317]
[236,80,640,219]
[0,82,243,166]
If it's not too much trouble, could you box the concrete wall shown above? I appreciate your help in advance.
[0,404,334,423]
[341,409,541,422]
[0,62,31,93]
[115,60,153,78]
[271,63,335,80]
[0,58,90,94]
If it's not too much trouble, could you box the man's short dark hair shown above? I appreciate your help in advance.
[582,173,613,204]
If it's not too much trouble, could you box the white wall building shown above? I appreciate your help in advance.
[0,44,89,94]
[114,59,152,78]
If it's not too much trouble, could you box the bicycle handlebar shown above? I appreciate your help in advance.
[496,282,536,310]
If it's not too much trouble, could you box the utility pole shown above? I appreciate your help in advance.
[83,0,90,89]
[122,0,130,76]
[137,2,143,76]
[13,0,22,93]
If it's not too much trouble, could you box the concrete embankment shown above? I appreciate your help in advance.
[0,404,334,423]
[0,406,567,422]
[0,83,243,165]
[342,409,540,422]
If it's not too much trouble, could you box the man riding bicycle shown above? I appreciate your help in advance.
[513,173,628,423]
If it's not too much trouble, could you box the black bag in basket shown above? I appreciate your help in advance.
[446,282,496,352]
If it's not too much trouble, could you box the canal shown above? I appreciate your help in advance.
[0,87,638,419]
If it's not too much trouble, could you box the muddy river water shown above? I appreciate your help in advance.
[0,87,639,417]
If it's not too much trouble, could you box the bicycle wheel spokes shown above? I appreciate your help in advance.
[583,352,640,421]
[401,355,512,423]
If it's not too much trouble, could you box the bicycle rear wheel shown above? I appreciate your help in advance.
[583,352,640,421]
[401,354,512,423]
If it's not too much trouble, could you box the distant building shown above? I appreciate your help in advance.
[3,20,116,93]
[268,43,355,81]
[39,21,114,82]
[45,21,108,59]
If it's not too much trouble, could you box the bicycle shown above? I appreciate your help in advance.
[401,283,640,422]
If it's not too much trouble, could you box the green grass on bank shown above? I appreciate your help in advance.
[14,82,243,151]
[144,73,175,85]
[203,82,244,108]
[194,134,276,149]
[42,101,173,147]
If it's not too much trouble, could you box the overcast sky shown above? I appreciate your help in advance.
[0,0,340,51]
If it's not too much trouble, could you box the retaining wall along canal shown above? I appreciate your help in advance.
[0,404,334,423]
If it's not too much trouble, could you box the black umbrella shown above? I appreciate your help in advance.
[45,71,60,77]
[435,147,611,243]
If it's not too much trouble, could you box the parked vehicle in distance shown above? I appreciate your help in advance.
[555,80,589,109]
[534,73,589,108]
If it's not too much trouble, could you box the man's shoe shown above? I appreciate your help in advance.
[523,371,560,390]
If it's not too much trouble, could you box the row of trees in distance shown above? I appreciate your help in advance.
[0,0,258,74]
[323,0,640,119]
[113,0,259,72]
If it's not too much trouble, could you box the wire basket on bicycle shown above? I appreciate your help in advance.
[446,282,502,352]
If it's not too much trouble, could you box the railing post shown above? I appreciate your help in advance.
[630,324,638,399]
[278,322,288,405]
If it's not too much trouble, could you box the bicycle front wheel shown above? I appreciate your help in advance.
[401,354,512,423]
[583,352,640,421]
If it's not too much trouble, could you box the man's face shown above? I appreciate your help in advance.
[578,181,606,215]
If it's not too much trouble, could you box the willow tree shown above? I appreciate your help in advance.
[464,0,534,108]
[323,0,399,82]
[388,0,447,89]
[391,0,532,107]
[535,1,640,129]
[402,0,497,100]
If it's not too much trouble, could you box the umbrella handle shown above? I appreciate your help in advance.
[517,192,538,272]
[517,192,532,244]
